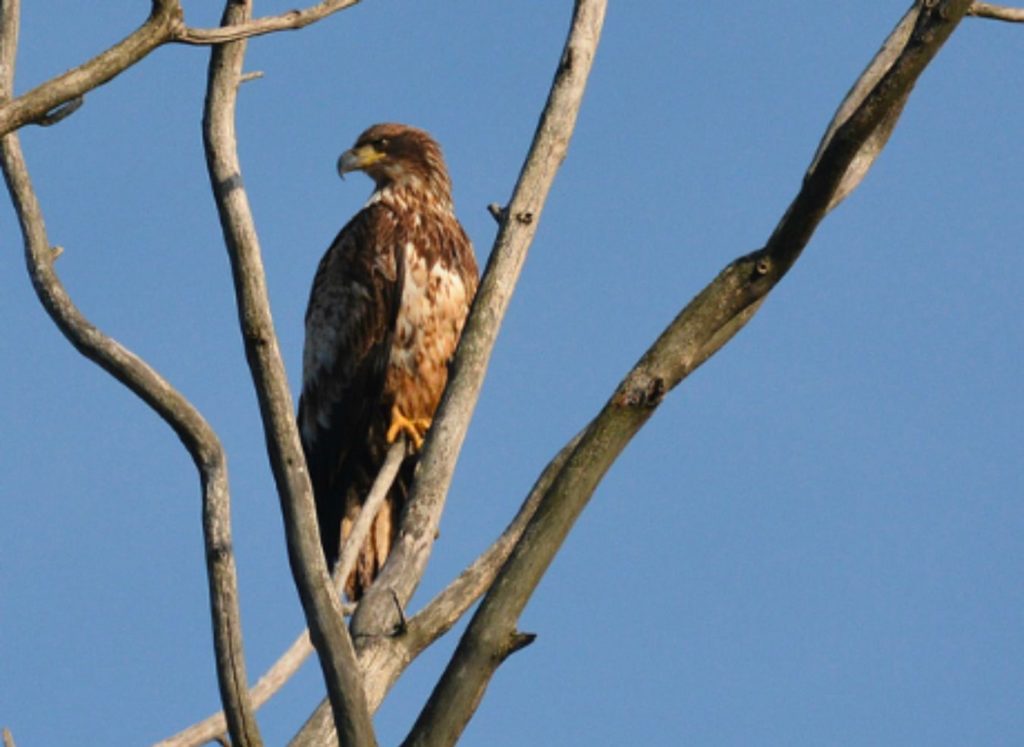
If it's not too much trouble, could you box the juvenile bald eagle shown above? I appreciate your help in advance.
[299,123,478,600]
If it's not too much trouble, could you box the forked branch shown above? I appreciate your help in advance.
[0,0,363,138]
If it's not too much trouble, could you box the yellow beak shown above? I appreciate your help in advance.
[337,145,384,177]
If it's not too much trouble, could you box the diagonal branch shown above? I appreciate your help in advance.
[336,440,408,596]
[0,1,260,745]
[763,0,974,279]
[202,1,376,745]
[400,2,975,745]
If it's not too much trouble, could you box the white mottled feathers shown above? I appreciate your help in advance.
[298,123,478,599]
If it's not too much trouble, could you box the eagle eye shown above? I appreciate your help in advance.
[374,137,389,152]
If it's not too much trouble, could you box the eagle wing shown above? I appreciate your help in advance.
[298,203,405,570]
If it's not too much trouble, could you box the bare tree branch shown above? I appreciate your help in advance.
[202,2,376,745]
[0,2,260,745]
[968,2,1024,21]
[173,0,361,44]
[764,0,972,279]
[0,0,20,90]
[0,0,367,138]
[336,440,408,596]
[400,3,975,745]
[807,4,920,214]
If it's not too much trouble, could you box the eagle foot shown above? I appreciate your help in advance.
[386,404,431,450]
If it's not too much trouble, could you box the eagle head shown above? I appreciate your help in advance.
[337,123,452,202]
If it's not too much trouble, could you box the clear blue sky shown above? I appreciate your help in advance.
[3,2,1022,745]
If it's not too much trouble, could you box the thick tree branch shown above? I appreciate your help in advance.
[0,2,260,745]
[968,2,1024,21]
[202,2,376,745]
[401,3,974,745]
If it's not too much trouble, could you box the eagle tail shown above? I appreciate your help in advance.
[326,457,413,601]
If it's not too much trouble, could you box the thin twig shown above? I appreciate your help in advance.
[968,2,1024,21]
[336,439,407,598]
[173,0,362,44]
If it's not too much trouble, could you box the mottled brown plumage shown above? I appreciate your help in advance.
[298,124,478,600]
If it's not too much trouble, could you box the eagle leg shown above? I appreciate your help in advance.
[386,403,431,450]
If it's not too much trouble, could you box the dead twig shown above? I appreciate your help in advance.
[968,2,1024,22]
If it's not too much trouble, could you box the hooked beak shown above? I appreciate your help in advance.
[337,145,384,179]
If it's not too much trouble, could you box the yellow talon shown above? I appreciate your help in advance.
[386,404,431,450]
